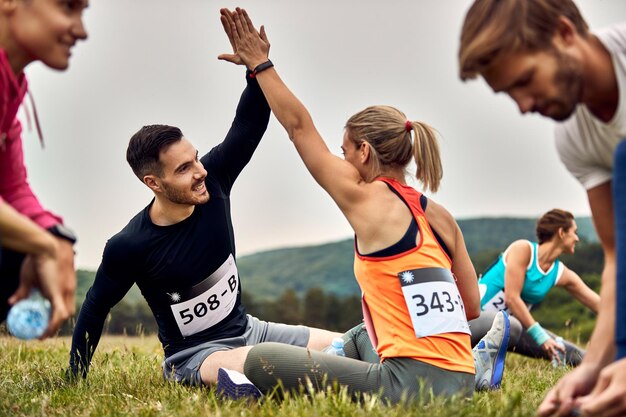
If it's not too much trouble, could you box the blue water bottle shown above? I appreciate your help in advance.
[326,337,346,357]
[551,336,566,368]
[6,290,51,340]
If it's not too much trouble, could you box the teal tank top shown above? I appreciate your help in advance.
[478,241,564,311]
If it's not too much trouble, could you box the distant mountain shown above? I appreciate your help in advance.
[238,239,358,299]
[76,216,599,302]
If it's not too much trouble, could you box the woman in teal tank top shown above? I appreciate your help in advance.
[469,209,599,366]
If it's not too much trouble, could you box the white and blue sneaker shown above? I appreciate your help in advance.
[473,310,510,391]
[216,368,262,400]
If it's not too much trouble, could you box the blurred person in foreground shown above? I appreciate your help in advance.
[458,0,625,415]
[0,0,88,338]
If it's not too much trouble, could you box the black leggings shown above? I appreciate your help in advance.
[243,323,474,405]
[469,310,585,366]
[0,248,25,322]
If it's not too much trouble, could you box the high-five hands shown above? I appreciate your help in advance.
[218,8,270,70]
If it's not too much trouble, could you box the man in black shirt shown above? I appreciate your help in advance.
[68,69,340,387]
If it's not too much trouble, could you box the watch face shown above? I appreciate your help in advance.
[51,224,77,243]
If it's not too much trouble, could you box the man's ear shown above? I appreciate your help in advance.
[143,174,161,193]
[553,16,578,48]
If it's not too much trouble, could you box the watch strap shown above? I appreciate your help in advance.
[249,60,274,78]
[48,224,77,245]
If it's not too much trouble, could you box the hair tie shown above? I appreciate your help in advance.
[405,120,412,132]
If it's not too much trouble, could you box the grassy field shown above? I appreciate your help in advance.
[0,335,567,417]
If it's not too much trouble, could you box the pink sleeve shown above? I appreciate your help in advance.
[0,119,63,229]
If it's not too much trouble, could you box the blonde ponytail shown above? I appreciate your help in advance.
[345,105,443,192]
[408,121,442,193]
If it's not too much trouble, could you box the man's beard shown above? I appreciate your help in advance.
[161,180,209,205]
[540,49,584,121]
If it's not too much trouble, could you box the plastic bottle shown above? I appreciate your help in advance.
[326,337,346,357]
[6,290,51,340]
[551,336,566,368]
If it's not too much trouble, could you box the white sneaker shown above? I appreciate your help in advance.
[473,310,510,391]
[216,368,262,400]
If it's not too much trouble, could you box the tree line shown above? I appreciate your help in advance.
[0,240,603,342]
[44,287,363,337]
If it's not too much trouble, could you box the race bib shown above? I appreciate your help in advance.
[482,289,530,313]
[482,289,509,313]
[398,267,471,338]
[169,254,239,337]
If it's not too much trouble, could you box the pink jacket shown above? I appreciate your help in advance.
[0,49,62,229]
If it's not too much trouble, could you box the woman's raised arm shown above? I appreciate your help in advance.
[218,8,366,211]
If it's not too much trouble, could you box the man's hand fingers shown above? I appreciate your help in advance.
[57,241,76,317]
[40,296,69,339]
[8,283,32,305]
[537,388,560,417]
[233,8,248,37]
[65,289,76,316]
[221,8,241,43]
[241,8,256,34]
[217,53,239,63]
[579,388,626,417]
[260,25,270,48]
[588,368,611,398]
[220,15,233,44]
[556,378,591,416]
[220,9,237,47]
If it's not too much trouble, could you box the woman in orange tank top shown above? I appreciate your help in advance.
[217,8,511,404]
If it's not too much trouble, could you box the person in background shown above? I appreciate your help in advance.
[0,0,88,338]
[470,209,599,366]
[458,0,625,415]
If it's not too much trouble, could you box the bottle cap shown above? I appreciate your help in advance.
[331,337,344,348]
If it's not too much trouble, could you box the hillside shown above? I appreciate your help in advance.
[76,216,600,302]
[457,216,597,254]
[237,216,599,300]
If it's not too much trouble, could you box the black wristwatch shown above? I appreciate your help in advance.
[48,224,77,245]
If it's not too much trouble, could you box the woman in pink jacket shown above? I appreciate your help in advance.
[0,0,88,338]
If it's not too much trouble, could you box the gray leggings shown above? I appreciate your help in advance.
[469,311,585,366]
[243,323,474,405]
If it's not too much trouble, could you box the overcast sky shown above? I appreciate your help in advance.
[19,0,626,270]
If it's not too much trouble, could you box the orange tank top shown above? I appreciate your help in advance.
[354,177,474,374]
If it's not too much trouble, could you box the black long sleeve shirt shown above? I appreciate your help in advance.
[69,72,270,377]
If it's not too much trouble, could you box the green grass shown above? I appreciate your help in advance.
[0,335,567,417]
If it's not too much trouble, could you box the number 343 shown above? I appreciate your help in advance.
[411,291,463,317]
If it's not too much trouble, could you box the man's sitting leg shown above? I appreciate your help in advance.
[306,327,343,350]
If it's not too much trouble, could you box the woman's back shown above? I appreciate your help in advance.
[349,178,460,258]
[354,177,474,373]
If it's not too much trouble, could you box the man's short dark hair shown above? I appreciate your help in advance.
[126,124,183,181]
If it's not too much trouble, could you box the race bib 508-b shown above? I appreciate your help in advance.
[169,254,239,336]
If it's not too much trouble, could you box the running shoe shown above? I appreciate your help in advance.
[473,310,510,391]
[216,368,263,400]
